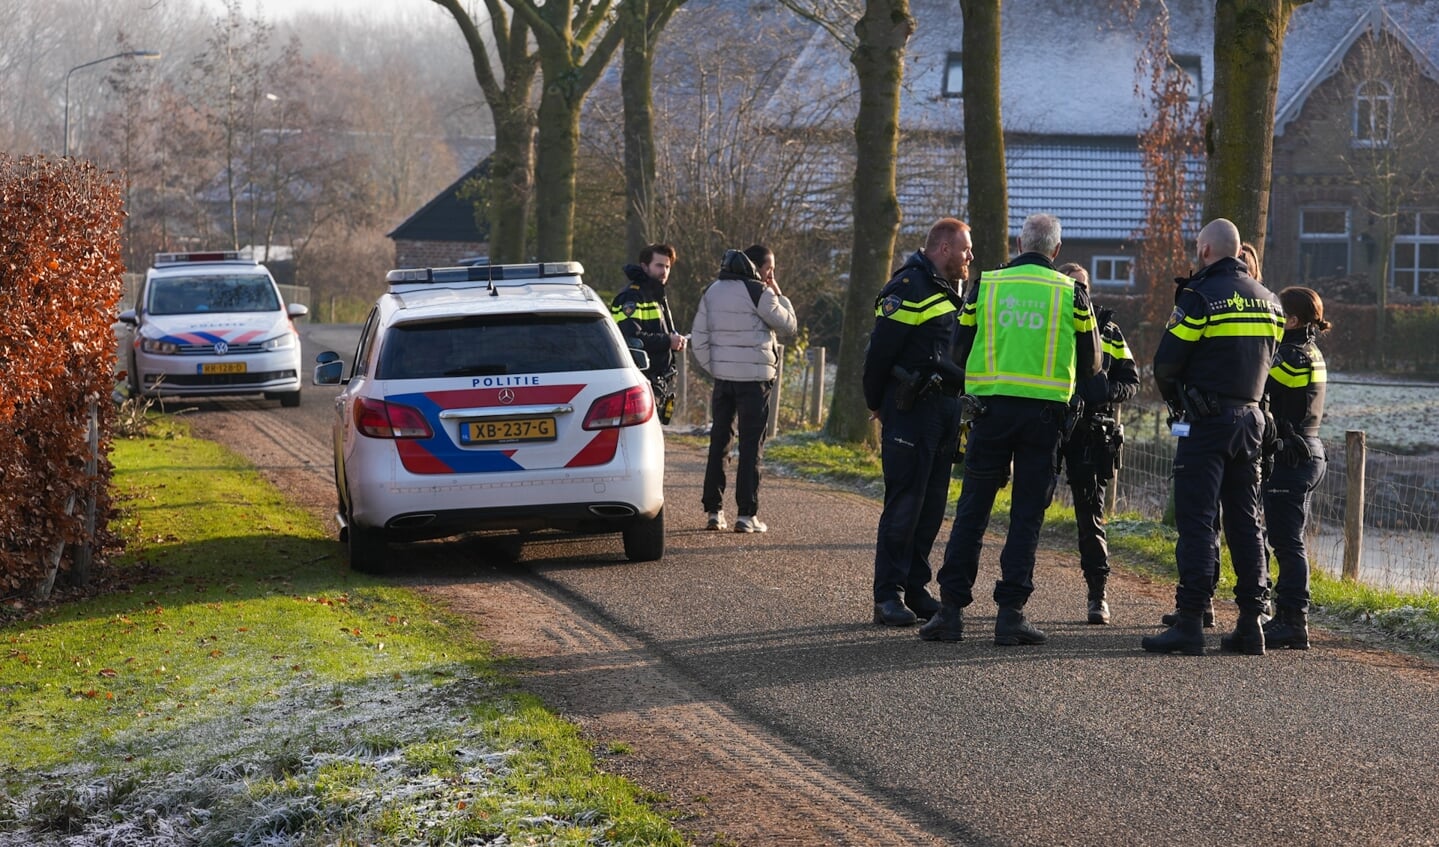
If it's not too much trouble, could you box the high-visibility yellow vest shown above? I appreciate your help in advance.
[961,264,1095,402]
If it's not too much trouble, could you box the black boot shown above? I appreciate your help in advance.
[905,590,941,622]
[1141,608,1205,655]
[1219,611,1266,655]
[1086,577,1110,625]
[918,603,964,642]
[994,606,1047,646]
[873,598,918,627]
[1162,600,1214,628]
[1263,607,1310,650]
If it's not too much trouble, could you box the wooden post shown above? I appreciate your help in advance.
[72,400,99,585]
[1342,429,1366,582]
[768,346,783,438]
[809,347,826,426]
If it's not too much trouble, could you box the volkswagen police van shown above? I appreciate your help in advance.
[118,251,307,406]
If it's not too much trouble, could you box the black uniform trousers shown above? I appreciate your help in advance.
[702,379,772,517]
[1062,420,1112,596]
[873,391,961,604]
[1264,439,1326,613]
[1171,405,1269,614]
[936,395,1066,610]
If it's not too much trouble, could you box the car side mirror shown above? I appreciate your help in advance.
[117,309,138,326]
[287,303,310,319]
[313,350,344,385]
[630,348,651,372]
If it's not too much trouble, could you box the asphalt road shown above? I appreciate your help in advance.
[204,323,1439,846]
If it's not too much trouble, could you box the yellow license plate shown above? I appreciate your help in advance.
[200,362,247,375]
[462,417,557,445]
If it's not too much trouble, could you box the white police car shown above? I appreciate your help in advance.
[118,251,308,406]
[313,261,665,572]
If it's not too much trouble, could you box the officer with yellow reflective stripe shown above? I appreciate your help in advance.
[1261,286,1330,650]
[1143,218,1285,656]
[919,213,1102,645]
[610,244,685,422]
[863,218,972,627]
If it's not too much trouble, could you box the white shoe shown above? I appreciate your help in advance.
[706,511,727,531]
[734,515,767,533]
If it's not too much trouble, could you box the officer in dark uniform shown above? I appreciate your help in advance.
[610,243,685,423]
[1262,286,1331,650]
[919,213,1103,645]
[863,218,973,626]
[1056,264,1140,625]
[1143,218,1285,656]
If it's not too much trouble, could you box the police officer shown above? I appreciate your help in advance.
[1056,263,1139,625]
[919,213,1102,645]
[611,243,685,423]
[863,218,973,626]
[1142,219,1284,656]
[1262,286,1330,650]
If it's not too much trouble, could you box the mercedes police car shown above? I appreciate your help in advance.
[313,261,666,573]
[118,251,308,406]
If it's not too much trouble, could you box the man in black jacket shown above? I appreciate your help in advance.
[1143,218,1284,656]
[611,244,685,421]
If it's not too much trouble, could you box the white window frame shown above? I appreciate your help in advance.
[1390,211,1439,297]
[1170,54,1203,103]
[1090,255,1134,290]
[1353,79,1392,148]
[1298,207,1351,281]
[942,52,962,98]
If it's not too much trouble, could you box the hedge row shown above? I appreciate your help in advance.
[0,155,123,595]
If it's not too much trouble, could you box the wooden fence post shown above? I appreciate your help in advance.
[1342,429,1366,582]
[809,347,826,426]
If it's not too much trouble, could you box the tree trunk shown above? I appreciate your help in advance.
[1203,0,1310,252]
[621,0,658,259]
[533,70,583,262]
[488,91,537,264]
[826,0,913,444]
[960,0,1007,272]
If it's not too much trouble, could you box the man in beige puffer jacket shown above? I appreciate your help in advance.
[691,245,799,533]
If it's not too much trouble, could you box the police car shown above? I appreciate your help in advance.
[313,261,666,572]
[117,251,308,406]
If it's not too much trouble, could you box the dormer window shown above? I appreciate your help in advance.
[1169,54,1203,102]
[943,52,962,98]
[1354,79,1392,147]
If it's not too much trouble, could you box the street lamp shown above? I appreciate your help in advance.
[63,49,161,157]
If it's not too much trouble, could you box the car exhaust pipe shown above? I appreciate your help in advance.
[588,504,636,518]
[388,514,436,529]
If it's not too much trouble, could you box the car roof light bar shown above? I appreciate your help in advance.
[385,262,586,290]
[155,250,246,265]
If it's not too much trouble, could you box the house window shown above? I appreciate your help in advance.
[1298,207,1351,282]
[943,52,962,98]
[1170,54,1202,102]
[1353,80,1392,147]
[1391,211,1439,297]
[1091,256,1134,290]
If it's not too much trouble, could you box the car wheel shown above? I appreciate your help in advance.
[347,522,388,574]
[622,507,665,562]
[279,390,301,408]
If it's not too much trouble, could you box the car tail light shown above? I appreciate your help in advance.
[354,397,433,439]
[583,384,653,430]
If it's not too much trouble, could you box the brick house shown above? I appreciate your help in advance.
[387,159,489,269]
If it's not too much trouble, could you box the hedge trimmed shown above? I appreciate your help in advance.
[0,155,124,595]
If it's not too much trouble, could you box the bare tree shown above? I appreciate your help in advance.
[430,0,540,264]
[1131,4,1207,365]
[503,0,625,261]
[960,0,1007,273]
[1203,0,1312,254]
[619,0,686,258]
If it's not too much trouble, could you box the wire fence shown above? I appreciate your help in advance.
[1059,404,1439,595]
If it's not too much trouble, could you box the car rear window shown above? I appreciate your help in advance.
[377,314,628,379]
[147,275,280,315]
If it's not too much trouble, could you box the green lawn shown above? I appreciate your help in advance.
[0,422,682,845]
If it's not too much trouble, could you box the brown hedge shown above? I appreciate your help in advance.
[0,155,124,595]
